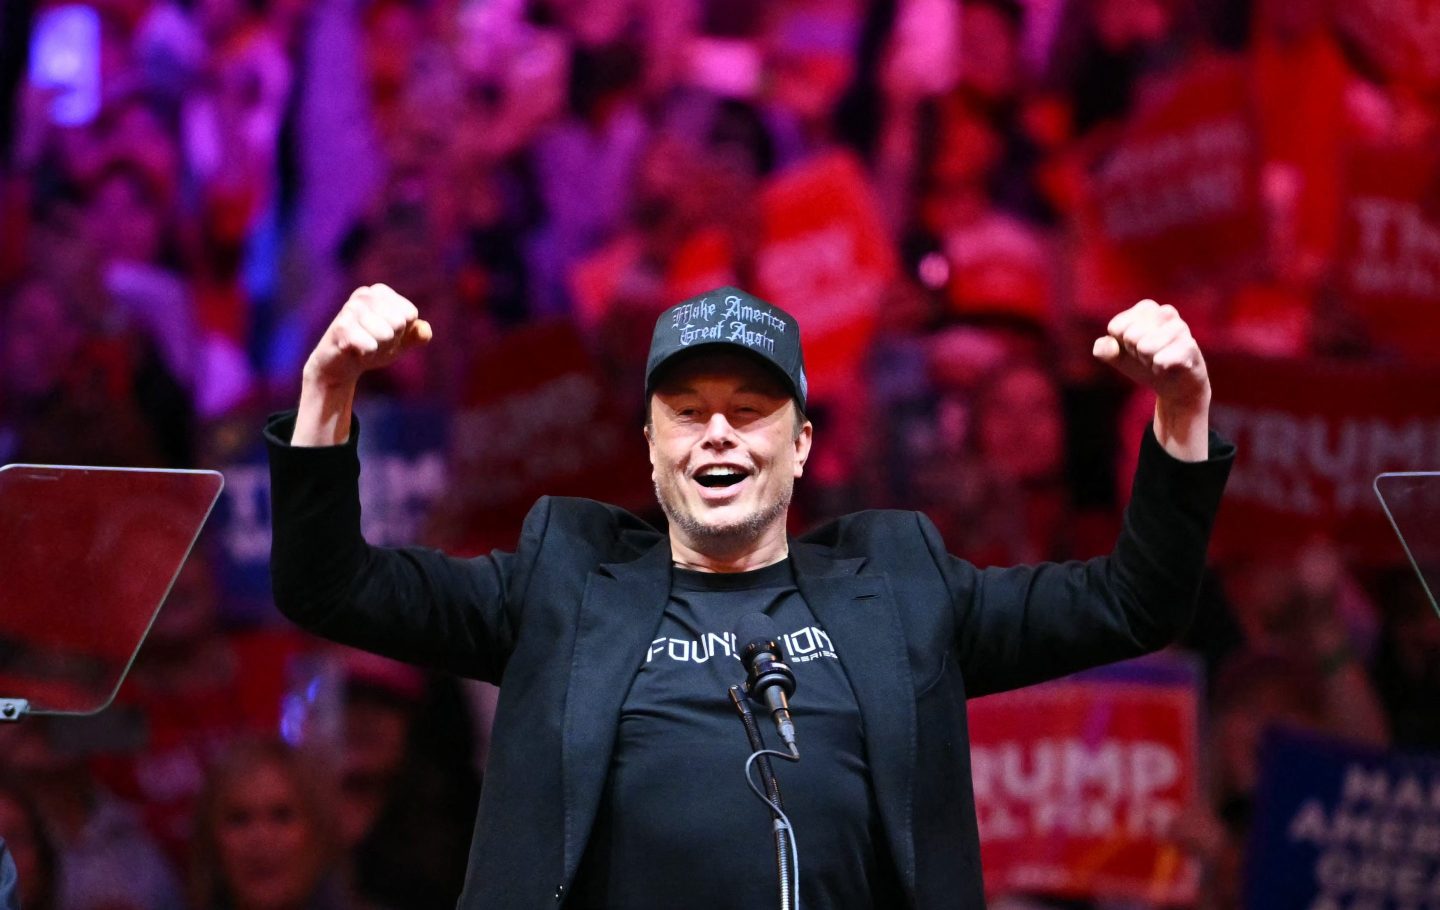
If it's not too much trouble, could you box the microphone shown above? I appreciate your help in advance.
[734,613,799,757]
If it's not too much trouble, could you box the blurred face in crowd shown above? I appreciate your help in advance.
[547,0,635,45]
[365,0,422,105]
[145,552,220,649]
[214,758,324,910]
[198,0,250,42]
[647,351,811,554]
[976,364,1063,485]
[1,279,83,404]
[1214,671,1319,796]
[339,690,412,847]
[1094,0,1173,49]
[86,168,165,266]
[921,98,1003,232]
[959,3,1020,103]
[106,101,180,197]
[766,1,860,127]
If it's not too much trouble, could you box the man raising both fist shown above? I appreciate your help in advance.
[265,285,1232,909]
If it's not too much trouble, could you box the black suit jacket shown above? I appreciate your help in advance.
[265,413,1233,909]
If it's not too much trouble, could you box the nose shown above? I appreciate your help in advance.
[700,412,737,450]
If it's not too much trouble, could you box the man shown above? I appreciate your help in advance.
[266,285,1232,908]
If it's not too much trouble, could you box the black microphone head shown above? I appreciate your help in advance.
[733,612,780,669]
[733,612,796,699]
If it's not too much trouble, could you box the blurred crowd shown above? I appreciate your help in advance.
[1,0,1437,906]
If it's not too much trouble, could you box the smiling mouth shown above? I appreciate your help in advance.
[694,469,749,489]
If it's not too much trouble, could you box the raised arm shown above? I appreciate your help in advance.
[268,285,525,682]
[950,300,1233,696]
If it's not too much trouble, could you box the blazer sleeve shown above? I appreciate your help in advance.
[935,426,1235,698]
[265,410,540,683]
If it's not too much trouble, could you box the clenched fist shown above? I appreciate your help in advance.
[292,284,431,447]
[304,284,432,389]
[1093,299,1211,461]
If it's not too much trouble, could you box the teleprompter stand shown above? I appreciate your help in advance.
[0,463,223,720]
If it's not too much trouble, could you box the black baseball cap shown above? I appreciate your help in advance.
[645,286,808,412]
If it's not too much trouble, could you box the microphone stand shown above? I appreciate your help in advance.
[729,685,796,910]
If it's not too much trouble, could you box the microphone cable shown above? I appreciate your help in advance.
[744,746,802,910]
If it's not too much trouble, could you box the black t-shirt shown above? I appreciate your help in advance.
[569,558,902,908]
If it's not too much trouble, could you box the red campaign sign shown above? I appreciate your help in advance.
[1334,0,1440,95]
[570,151,895,407]
[968,661,1201,905]
[754,150,897,403]
[440,320,653,555]
[1207,353,1440,565]
[1087,56,1262,288]
[1338,142,1440,363]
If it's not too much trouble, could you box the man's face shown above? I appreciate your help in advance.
[647,351,811,553]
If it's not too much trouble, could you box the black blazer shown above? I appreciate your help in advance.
[266,414,1233,909]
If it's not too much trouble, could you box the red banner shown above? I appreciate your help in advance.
[1088,56,1261,288]
[969,658,1201,904]
[440,321,653,555]
[1338,142,1440,363]
[1208,353,1440,565]
[753,151,896,404]
[1334,0,1440,95]
[570,151,894,407]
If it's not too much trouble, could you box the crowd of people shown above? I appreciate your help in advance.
[1,0,1436,906]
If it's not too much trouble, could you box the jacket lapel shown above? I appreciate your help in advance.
[791,541,918,895]
[561,536,673,882]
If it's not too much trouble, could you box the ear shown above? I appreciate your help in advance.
[792,419,813,479]
[644,423,657,470]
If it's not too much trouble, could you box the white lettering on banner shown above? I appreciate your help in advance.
[970,739,1183,841]
[644,626,838,665]
[1101,164,1245,239]
[1349,197,1440,298]
[1212,404,1440,517]
[452,374,624,508]
[219,448,449,565]
[1097,119,1249,239]
[220,464,271,562]
[755,226,885,336]
[359,452,447,545]
[1102,121,1247,184]
[1309,849,1440,904]
[1286,760,1440,906]
[454,374,600,461]
[972,739,1180,801]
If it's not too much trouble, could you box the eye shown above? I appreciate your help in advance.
[733,398,771,419]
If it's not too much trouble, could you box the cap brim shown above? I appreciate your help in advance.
[645,342,804,408]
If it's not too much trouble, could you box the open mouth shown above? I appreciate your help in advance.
[693,466,750,489]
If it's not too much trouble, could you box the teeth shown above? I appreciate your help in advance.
[698,466,743,477]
